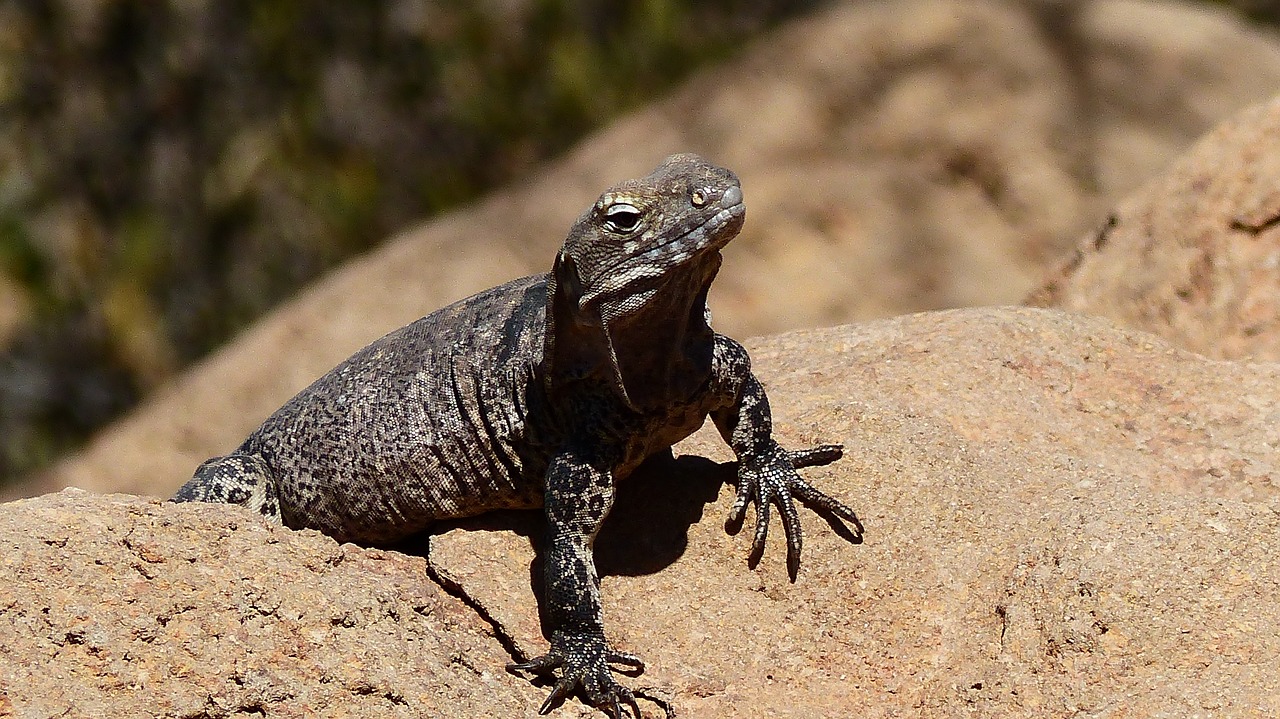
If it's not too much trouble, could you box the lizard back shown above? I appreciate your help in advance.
[242,274,552,544]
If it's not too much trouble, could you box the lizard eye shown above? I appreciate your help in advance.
[603,203,642,233]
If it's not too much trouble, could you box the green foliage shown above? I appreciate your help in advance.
[0,0,819,483]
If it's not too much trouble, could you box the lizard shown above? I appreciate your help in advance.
[172,153,862,717]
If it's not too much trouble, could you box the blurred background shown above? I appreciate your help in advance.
[0,0,817,484]
[2,0,1279,494]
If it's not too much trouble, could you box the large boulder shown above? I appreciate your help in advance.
[4,308,1279,717]
[1029,95,1280,361]
[12,0,1280,501]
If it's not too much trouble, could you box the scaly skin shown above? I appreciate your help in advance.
[173,153,862,717]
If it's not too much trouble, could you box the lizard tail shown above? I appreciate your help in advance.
[171,452,282,522]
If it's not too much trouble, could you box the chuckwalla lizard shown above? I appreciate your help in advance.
[173,153,861,717]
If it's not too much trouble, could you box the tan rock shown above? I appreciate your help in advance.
[1030,95,1280,361]
[4,308,1279,717]
[0,489,539,718]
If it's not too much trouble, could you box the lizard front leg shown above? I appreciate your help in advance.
[710,335,861,579]
[509,451,643,718]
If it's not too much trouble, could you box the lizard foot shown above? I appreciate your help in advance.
[727,441,861,579]
[509,631,644,718]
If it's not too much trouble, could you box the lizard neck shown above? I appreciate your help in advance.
[543,253,721,413]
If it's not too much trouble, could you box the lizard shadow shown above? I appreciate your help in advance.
[519,449,863,640]
[526,451,727,644]
[397,449,862,699]
[399,449,862,652]
[398,447,861,588]
[592,450,729,577]
[399,452,729,633]
[394,449,727,579]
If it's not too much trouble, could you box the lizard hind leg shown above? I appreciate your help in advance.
[171,452,282,522]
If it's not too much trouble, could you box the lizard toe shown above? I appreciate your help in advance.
[508,651,565,675]
[538,673,578,715]
[787,443,844,469]
[606,649,645,672]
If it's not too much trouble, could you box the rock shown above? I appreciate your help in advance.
[1029,96,1280,361]
[11,0,1280,501]
[0,488,538,718]
[4,308,1279,717]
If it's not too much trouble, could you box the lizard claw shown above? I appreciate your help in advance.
[508,651,564,675]
[509,632,645,717]
[727,441,855,580]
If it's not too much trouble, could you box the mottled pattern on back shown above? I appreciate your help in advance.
[247,275,551,544]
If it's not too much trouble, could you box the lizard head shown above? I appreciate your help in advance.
[555,152,745,319]
[546,153,745,409]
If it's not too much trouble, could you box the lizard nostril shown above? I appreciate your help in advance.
[722,185,742,207]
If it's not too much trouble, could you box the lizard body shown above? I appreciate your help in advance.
[173,153,861,716]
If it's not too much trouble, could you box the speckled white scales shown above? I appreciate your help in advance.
[174,154,862,718]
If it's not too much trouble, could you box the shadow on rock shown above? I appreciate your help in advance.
[594,451,730,577]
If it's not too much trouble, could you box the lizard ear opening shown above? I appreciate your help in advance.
[550,251,593,324]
